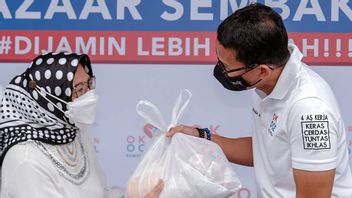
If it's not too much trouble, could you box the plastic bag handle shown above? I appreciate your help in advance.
[136,100,167,131]
[136,89,192,133]
[168,89,192,130]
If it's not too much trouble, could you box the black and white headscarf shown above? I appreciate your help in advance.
[0,52,93,164]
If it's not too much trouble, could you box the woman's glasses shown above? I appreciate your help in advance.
[72,76,96,98]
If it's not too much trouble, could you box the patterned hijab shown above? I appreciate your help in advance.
[0,52,93,164]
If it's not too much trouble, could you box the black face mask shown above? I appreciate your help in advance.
[213,64,262,91]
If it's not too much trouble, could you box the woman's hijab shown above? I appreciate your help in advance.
[0,52,93,164]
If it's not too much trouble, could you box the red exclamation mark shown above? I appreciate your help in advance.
[336,39,341,57]
[324,39,329,57]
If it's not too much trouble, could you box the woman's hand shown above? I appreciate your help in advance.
[144,180,164,198]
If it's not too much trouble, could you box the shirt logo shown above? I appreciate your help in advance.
[268,113,278,136]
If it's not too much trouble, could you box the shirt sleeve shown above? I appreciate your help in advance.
[287,97,339,171]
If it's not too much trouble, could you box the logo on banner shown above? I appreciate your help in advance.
[125,124,158,158]
[235,187,252,198]
[301,114,331,150]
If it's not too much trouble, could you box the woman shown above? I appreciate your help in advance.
[0,52,162,198]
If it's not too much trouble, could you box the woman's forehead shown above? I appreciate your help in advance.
[73,64,89,82]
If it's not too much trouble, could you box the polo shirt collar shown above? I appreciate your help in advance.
[255,43,303,100]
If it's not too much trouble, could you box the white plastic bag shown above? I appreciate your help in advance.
[127,90,241,198]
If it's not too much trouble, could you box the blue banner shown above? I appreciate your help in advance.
[0,0,351,32]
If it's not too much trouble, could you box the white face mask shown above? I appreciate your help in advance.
[65,89,98,125]
[36,87,98,126]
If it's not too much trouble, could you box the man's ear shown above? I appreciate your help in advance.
[258,64,272,79]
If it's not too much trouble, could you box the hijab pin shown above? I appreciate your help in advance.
[28,80,37,90]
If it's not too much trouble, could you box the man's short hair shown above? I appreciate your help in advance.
[217,3,290,67]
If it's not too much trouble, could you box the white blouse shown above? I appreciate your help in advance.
[0,129,123,198]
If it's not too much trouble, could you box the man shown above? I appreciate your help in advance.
[167,3,352,198]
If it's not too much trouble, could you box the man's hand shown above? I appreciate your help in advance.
[166,125,198,138]
[167,124,254,166]
[144,180,164,198]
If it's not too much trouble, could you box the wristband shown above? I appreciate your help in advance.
[196,128,211,141]
[204,128,212,140]
[196,128,205,138]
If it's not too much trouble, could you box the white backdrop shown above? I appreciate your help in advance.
[1,0,352,197]
[1,62,351,197]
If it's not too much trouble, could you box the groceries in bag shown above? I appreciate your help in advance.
[127,90,241,198]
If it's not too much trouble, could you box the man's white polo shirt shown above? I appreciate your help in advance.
[251,43,352,197]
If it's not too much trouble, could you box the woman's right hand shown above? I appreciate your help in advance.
[144,180,164,198]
